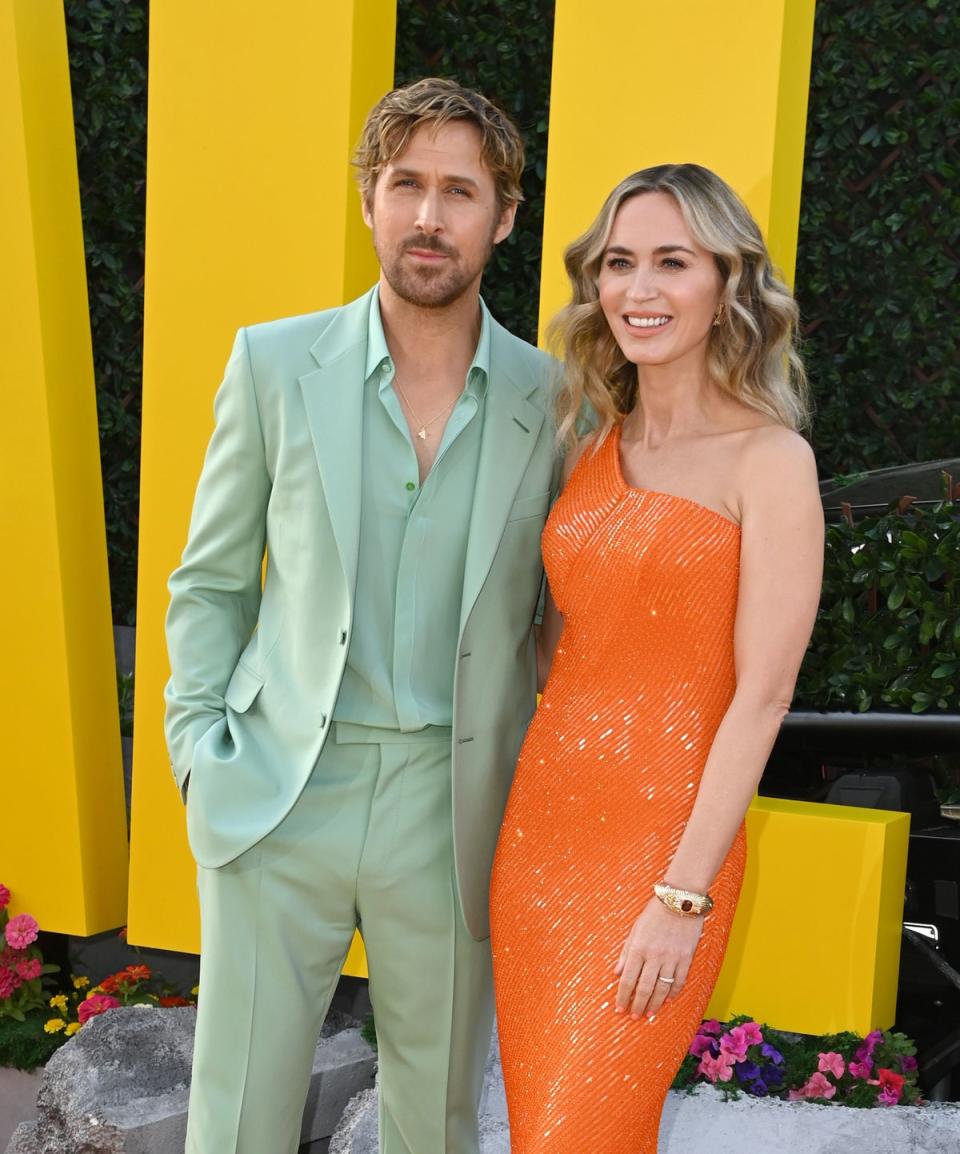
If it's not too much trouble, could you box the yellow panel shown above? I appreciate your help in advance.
[0,0,127,933]
[708,797,910,1034]
[127,0,396,951]
[539,0,816,338]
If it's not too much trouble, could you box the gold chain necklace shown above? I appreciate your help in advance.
[392,376,458,441]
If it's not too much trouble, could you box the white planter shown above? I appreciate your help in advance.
[659,1085,960,1154]
[0,1066,43,1151]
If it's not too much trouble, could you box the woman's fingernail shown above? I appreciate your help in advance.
[614,1006,624,1014]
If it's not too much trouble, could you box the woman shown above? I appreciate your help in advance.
[489,164,824,1153]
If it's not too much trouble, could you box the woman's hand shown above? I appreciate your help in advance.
[613,897,704,1020]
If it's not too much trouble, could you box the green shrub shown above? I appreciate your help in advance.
[65,0,147,626]
[796,0,960,477]
[395,0,554,346]
[796,490,960,712]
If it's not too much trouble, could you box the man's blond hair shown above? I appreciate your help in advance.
[353,77,525,212]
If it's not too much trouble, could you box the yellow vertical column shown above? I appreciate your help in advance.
[539,0,816,336]
[128,0,396,950]
[0,0,127,932]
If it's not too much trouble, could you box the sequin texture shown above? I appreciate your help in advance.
[490,426,747,1153]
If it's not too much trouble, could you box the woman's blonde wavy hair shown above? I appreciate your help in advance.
[551,164,809,448]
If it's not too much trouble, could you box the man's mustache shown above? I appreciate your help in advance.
[401,236,457,258]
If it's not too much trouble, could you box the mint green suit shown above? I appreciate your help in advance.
[164,289,557,1153]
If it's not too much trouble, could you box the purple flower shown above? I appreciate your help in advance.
[747,1078,768,1097]
[699,1019,723,1036]
[689,1034,717,1058]
[761,1043,784,1065]
[762,1064,785,1087]
[849,1058,873,1080]
[734,1061,762,1084]
[901,1056,918,1073]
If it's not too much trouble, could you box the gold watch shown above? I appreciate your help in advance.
[653,881,714,918]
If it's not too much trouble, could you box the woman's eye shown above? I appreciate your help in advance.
[661,258,686,270]
[605,257,631,270]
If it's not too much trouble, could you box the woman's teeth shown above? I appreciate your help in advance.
[626,316,670,328]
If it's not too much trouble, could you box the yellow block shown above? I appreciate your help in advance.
[127,0,396,956]
[0,0,127,933]
[538,0,815,338]
[708,797,909,1034]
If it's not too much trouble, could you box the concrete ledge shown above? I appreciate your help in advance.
[3,1005,375,1154]
[331,1029,960,1154]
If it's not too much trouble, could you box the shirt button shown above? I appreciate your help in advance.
[405,481,416,491]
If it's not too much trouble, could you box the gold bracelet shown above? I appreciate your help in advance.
[653,881,714,918]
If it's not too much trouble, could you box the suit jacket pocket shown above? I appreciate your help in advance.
[224,661,265,713]
[506,491,550,522]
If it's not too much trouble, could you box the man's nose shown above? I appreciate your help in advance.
[415,189,443,234]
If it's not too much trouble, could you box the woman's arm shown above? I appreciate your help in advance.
[614,427,824,1019]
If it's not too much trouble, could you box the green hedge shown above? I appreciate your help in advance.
[795,491,960,712]
[796,0,960,477]
[65,1,959,624]
[65,0,147,626]
[395,0,554,346]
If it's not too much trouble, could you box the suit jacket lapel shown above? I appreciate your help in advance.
[297,291,372,600]
[459,327,546,633]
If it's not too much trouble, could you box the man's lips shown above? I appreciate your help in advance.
[405,246,452,262]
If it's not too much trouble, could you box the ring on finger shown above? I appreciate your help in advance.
[656,975,676,985]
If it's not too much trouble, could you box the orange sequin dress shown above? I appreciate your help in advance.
[490,425,747,1154]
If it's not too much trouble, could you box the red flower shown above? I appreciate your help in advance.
[0,967,22,999]
[98,973,122,994]
[15,957,42,981]
[124,964,151,983]
[877,1068,905,1094]
[158,995,192,1007]
[0,884,10,909]
[77,993,120,1023]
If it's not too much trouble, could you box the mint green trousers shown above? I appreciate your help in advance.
[185,722,494,1154]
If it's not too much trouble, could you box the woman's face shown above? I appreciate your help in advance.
[597,191,723,374]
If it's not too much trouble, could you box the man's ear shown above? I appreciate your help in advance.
[493,200,518,246]
[361,194,374,229]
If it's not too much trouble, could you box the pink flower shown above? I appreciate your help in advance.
[878,1087,900,1106]
[796,1072,836,1100]
[818,1052,845,1079]
[720,1026,751,1061]
[0,966,22,998]
[699,1019,723,1036]
[4,914,39,951]
[15,957,42,981]
[698,1050,735,1083]
[739,1021,764,1046]
[0,884,10,909]
[848,1058,873,1080]
[77,993,120,1024]
[689,1034,716,1058]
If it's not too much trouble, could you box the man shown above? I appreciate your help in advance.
[164,77,557,1154]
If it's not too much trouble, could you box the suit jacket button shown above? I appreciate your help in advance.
[320,713,328,728]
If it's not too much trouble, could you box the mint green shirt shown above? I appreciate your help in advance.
[333,289,489,730]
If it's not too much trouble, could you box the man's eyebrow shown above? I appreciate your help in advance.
[390,167,480,189]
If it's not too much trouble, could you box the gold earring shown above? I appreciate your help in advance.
[713,303,725,327]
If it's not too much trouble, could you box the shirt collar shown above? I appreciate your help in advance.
[365,285,490,400]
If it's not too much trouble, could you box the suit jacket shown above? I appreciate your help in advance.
[164,288,558,939]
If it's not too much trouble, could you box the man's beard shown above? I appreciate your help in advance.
[374,229,496,309]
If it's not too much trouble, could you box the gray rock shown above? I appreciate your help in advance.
[3,1004,375,1154]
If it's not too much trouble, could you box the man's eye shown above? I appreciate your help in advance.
[449,186,471,197]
